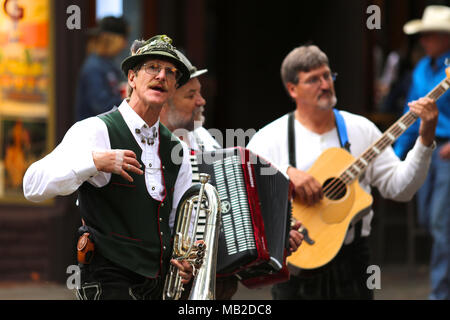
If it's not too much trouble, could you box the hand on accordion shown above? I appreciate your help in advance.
[288,220,304,255]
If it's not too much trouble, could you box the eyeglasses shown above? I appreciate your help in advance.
[301,72,338,86]
[141,62,181,82]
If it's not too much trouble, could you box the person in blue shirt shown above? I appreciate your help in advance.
[394,5,450,300]
[75,16,129,121]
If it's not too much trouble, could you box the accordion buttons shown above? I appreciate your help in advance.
[160,232,164,236]
[160,202,164,207]
[152,186,156,191]
[149,163,152,168]
[163,246,167,251]
[159,217,163,222]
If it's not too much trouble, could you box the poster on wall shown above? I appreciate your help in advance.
[0,0,51,200]
[0,117,46,196]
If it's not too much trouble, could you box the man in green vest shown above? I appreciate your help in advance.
[23,35,195,300]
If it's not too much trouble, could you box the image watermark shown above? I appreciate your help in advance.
[366,5,381,30]
[366,264,381,290]
[66,4,81,30]
[66,264,81,290]
[170,122,279,176]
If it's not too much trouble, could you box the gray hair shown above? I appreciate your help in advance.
[280,45,329,88]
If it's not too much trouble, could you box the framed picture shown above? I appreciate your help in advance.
[0,117,47,197]
[0,0,53,202]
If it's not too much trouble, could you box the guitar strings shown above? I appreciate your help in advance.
[321,112,417,200]
[320,79,446,200]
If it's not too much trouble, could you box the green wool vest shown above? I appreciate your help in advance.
[78,109,182,278]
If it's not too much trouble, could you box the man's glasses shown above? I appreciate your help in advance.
[301,72,338,86]
[141,62,181,82]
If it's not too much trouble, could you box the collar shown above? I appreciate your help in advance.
[429,50,450,70]
[118,99,159,145]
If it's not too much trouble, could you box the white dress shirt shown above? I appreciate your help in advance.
[23,100,192,230]
[247,110,434,244]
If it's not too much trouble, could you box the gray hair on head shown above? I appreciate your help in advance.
[127,39,147,97]
[280,45,329,88]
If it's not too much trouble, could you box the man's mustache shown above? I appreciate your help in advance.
[319,90,333,98]
[147,80,168,92]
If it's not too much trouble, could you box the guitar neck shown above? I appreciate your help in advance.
[340,76,450,184]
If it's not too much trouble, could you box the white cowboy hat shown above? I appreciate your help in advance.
[404,5,450,35]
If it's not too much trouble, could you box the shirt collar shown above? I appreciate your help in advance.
[429,50,450,70]
[118,100,159,146]
[118,99,159,136]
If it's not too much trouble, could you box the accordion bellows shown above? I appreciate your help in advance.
[192,147,291,288]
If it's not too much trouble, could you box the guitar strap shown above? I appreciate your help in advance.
[288,111,297,168]
[287,109,351,168]
[333,109,351,153]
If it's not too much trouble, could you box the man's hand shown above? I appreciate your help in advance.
[288,220,304,255]
[408,97,438,147]
[287,166,323,206]
[92,149,143,182]
[439,142,450,160]
[171,259,193,284]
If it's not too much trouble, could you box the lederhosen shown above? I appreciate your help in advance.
[75,109,182,300]
[271,109,373,300]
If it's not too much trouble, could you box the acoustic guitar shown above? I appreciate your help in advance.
[287,65,450,270]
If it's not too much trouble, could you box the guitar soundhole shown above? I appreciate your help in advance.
[323,178,346,201]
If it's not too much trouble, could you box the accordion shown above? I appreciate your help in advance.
[191,147,291,288]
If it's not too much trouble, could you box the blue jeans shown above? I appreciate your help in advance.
[416,142,450,300]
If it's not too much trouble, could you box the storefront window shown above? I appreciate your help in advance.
[0,0,52,201]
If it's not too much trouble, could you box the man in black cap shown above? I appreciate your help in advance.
[75,16,129,121]
[24,35,194,300]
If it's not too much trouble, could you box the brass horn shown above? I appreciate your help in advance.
[163,173,221,300]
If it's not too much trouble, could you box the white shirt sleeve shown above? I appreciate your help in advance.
[364,137,434,202]
[23,118,111,202]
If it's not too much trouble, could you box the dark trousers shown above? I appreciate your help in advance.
[272,237,374,300]
[76,252,163,300]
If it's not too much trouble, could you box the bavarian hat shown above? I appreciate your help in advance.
[403,5,450,35]
[121,35,190,86]
[174,49,208,79]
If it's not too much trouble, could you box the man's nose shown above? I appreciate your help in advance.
[319,77,332,89]
[197,94,206,106]
[155,68,167,80]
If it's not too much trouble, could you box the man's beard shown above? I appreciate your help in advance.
[193,107,205,127]
[317,91,337,110]
[168,107,204,132]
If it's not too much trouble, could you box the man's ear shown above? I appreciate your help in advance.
[128,70,136,89]
[286,82,298,100]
